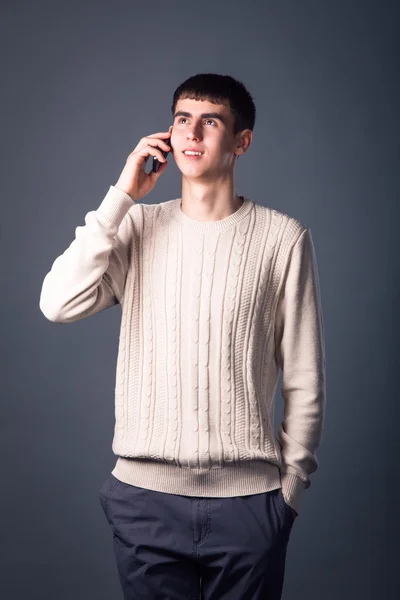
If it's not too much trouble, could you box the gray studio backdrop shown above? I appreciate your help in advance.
[1,1,398,599]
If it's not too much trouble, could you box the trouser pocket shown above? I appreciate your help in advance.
[99,474,122,520]
[277,488,295,524]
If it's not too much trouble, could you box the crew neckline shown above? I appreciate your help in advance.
[171,196,254,232]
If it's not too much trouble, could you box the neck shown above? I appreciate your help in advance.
[180,185,243,222]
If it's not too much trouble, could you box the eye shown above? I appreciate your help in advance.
[177,118,217,125]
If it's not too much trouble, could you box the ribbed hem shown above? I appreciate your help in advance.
[170,196,254,232]
[111,457,282,498]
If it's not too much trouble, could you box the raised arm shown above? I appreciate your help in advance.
[39,185,134,323]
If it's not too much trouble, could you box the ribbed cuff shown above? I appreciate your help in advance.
[96,185,134,227]
[280,471,306,515]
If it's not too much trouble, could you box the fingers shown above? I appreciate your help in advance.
[147,138,171,151]
[138,145,166,162]
[132,127,173,163]
[147,128,172,139]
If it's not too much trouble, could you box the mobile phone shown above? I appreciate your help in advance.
[152,134,172,173]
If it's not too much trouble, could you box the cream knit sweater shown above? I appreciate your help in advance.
[39,185,326,515]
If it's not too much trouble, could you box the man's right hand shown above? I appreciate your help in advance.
[115,126,173,202]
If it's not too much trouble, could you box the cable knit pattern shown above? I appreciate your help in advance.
[39,185,326,515]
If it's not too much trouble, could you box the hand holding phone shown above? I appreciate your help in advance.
[152,132,172,173]
[114,126,173,202]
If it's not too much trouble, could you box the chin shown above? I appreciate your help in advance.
[179,165,208,175]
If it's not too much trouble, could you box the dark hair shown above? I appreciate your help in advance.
[171,73,256,136]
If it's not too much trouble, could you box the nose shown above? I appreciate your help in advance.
[186,122,202,141]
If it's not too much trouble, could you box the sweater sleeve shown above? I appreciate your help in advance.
[39,185,135,323]
[274,227,326,513]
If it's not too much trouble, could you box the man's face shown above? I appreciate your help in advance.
[170,97,241,179]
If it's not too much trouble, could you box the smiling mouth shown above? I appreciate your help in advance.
[182,151,204,159]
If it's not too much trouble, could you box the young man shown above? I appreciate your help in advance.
[39,73,326,600]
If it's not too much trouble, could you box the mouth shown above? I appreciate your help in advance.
[182,150,204,159]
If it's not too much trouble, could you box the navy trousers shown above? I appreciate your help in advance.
[99,473,295,600]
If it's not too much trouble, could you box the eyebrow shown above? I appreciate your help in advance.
[173,110,227,125]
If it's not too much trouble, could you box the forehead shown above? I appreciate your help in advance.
[175,97,231,118]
